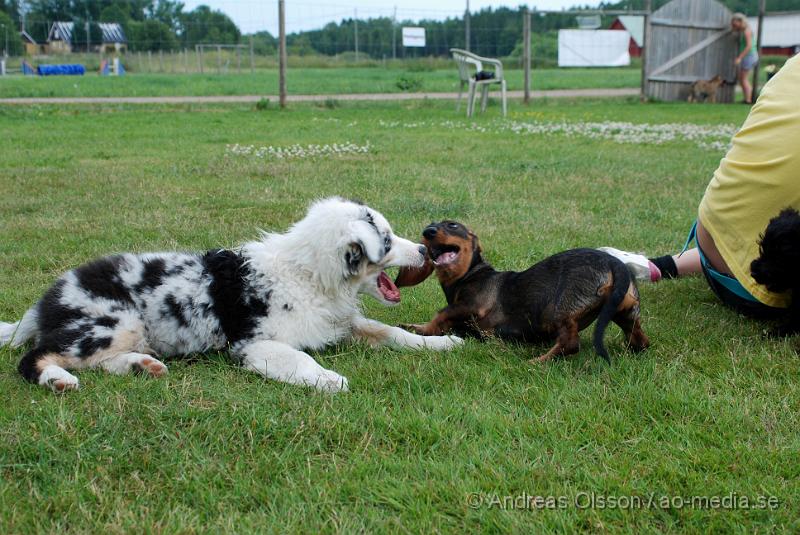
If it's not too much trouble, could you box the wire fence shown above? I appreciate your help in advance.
[2,5,645,70]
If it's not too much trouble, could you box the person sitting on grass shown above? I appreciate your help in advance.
[602,53,798,319]
[731,13,759,105]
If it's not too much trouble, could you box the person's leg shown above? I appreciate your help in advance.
[601,219,732,282]
[674,248,702,275]
[599,247,699,282]
[739,68,753,103]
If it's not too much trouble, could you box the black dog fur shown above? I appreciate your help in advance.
[751,207,800,336]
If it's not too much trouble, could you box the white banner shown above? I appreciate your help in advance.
[558,30,631,67]
[402,27,426,47]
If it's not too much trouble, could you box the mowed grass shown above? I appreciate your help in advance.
[1,98,798,533]
[0,66,640,98]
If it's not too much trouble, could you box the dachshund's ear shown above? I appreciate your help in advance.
[395,256,434,287]
[470,232,482,254]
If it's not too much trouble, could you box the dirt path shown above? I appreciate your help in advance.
[0,88,639,105]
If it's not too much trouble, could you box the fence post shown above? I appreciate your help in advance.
[159,49,163,72]
[354,9,359,62]
[137,51,142,72]
[464,0,470,51]
[249,36,254,73]
[751,0,766,100]
[217,45,222,74]
[279,0,287,107]
[640,0,653,102]
[148,50,153,72]
[392,6,397,60]
[523,8,531,104]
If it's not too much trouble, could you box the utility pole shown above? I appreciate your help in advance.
[752,0,766,99]
[85,8,90,53]
[354,8,359,61]
[392,6,397,61]
[464,0,470,51]
[640,0,652,102]
[279,0,287,108]
[523,8,531,104]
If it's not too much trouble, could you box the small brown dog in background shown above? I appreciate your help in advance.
[687,75,726,103]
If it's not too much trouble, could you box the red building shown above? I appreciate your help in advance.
[609,16,644,58]
[751,13,800,56]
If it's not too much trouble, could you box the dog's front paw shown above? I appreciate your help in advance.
[425,334,463,350]
[313,370,349,393]
[39,366,80,394]
[400,323,427,335]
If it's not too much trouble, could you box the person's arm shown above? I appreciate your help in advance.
[736,28,753,65]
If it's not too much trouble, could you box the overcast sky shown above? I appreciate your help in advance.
[179,0,585,35]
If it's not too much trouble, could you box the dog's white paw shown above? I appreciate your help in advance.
[425,335,464,350]
[39,365,80,394]
[313,370,350,393]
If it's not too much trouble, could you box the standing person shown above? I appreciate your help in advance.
[601,54,799,319]
[731,13,759,104]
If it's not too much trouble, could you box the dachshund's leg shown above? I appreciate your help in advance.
[400,304,482,337]
[613,309,650,352]
[529,319,580,364]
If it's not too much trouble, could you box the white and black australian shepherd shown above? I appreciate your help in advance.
[0,198,462,394]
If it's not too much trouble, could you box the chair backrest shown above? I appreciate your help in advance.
[450,48,482,83]
[450,48,503,81]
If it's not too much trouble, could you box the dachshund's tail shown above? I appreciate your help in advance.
[593,259,631,363]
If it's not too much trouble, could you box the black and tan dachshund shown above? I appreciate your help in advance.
[395,221,649,363]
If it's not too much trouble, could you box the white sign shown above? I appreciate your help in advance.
[558,30,631,67]
[402,27,426,47]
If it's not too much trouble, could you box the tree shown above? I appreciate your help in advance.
[99,2,130,43]
[149,0,183,33]
[0,0,20,23]
[0,9,23,55]
[248,30,276,55]
[25,0,71,43]
[128,18,176,51]
[180,5,239,47]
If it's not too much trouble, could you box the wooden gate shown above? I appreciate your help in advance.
[645,0,738,102]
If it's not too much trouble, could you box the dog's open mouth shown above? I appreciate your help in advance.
[377,271,401,302]
[432,245,460,266]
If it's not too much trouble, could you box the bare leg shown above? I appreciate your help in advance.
[672,248,702,276]
[739,68,753,103]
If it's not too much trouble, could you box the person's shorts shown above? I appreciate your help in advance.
[741,51,759,71]
[685,222,784,319]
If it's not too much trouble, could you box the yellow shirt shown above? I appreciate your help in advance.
[698,54,800,308]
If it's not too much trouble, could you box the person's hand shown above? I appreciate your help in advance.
[735,57,742,66]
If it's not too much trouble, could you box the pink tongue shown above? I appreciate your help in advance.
[377,272,401,302]
[437,252,458,264]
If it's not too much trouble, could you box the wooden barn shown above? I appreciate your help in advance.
[20,31,44,55]
[47,21,74,54]
[98,23,127,53]
[752,12,800,56]
[610,16,644,58]
[644,0,737,103]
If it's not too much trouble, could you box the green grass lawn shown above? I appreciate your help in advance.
[1,98,798,533]
[0,67,641,98]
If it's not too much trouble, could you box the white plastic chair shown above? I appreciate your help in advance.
[450,48,507,118]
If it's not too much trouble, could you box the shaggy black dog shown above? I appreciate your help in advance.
[751,207,800,336]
